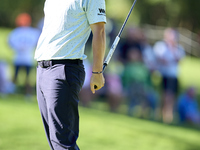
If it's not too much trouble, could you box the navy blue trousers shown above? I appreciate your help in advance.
[36,60,85,150]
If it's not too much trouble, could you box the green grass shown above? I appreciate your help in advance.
[0,96,48,150]
[0,96,200,150]
[0,28,13,62]
[179,57,200,93]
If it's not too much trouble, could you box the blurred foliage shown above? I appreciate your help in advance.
[107,0,200,33]
[0,0,44,27]
[135,0,200,32]
[0,0,200,32]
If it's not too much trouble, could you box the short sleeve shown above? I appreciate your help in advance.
[86,0,106,24]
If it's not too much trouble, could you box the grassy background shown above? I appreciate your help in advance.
[1,27,200,149]
[0,28,13,62]
[0,96,200,150]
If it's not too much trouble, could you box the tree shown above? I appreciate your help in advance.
[134,0,200,32]
[0,0,44,27]
[1,0,200,32]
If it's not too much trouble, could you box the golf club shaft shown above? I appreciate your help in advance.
[102,0,138,73]
[94,0,137,89]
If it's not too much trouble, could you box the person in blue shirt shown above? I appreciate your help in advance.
[178,87,200,126]
[8,13,40,95]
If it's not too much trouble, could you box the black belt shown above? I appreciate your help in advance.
[38,59,83,68]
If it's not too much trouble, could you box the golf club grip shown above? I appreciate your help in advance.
[93,36,120,90]
[104,36,120,66]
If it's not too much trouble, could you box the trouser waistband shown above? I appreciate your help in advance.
[38,59,83,68]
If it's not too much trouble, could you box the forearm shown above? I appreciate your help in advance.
[91,23,106,72]
[89,22,106,93]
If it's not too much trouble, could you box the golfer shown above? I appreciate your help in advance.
[34,0,106,149]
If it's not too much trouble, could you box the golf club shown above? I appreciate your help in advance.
[94,0,138,89]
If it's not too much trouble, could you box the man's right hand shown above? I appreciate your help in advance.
[90,73,105,94]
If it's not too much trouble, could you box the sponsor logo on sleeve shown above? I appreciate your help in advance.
[98,8,106,16]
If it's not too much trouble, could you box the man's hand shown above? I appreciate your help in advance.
[90,73,105,94]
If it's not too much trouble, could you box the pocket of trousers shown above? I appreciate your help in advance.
[64,64,85,94]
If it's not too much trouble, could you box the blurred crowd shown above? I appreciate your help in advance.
[79,21,200,127]
[0,14,200,127]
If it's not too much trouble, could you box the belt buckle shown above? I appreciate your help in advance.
[44,60,51,68]
[38,60,47,68]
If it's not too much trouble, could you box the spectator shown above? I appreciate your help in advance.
[118,27,142,64]
[8,13,40,95]
[122,47,157,118]
[153,28,185,124]
[140,29,158,72]
[177,87,200,126]
[104,58,124,112]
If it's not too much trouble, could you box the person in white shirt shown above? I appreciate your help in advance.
[34,0,106,149]
[153,28,185,124]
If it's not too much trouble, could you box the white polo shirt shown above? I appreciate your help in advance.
[34,0,106,61]
[153,41,185,77]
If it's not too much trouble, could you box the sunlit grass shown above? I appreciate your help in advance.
[0,96,200,150]
[0,28,13,62]
[179,57,200,93]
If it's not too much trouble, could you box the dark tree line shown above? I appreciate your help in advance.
[0,0,44,27]
[1,0,200,32]
[135,0,200,32]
